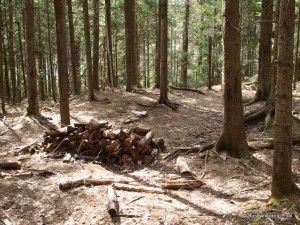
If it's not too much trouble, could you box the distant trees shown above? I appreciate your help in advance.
[214,0,249,158]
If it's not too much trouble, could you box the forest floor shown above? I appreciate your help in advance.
[0,85,300,225]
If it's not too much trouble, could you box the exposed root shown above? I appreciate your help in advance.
[244,91,260,106]
[244,104,275,131]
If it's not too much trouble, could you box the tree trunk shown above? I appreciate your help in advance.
[37,7,46,101]
[82,0,96,101]
[67,0,80,95]
[181,0,189,87]
[8,0,17,104]
[25,0,39,115]
[46,0,56,102]
[158,0,168,103]
[155,3,161,88]
[93,0,100,90]
[215,0,249,159]
[124,0,137,92]
[208,36,212,90]
[54,0,70,127]
[0,0,5,114]
[272,0,300,197]
[16,22,27,98]
[105,0,115,88]
[250,0,273,103]
[294,6,300,88]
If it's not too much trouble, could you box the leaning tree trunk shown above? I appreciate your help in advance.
[54,0,70,127]
[271,0,300,197]
[25,0,39,115]
[214,0,249,159]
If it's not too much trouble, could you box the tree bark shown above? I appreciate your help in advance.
[272,0,300,197]
[294,6,300,88]
[124,0,137,92]
[16,21,27,98]
[248,0,273,104]
[54,0,70,127]
[155,3,161,88]
[67,0,80,95]
[181,0,190,87]
[208,36,212,90]
[215,0,249,159]
[105,0,115,88]
[25,0,39,115]
[46,0,56,102]
[8,0,17,104]
[37,7,46,101]
[158,0,168,103]
[82,0,96,101]
[0,0,5,114]
[93,0,100,90]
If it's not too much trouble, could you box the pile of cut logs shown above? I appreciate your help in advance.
[42,120,165,166]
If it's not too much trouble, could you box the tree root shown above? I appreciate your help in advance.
[244,104,275,131]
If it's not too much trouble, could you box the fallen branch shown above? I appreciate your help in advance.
[162,179,204,190]
[112,183,165,194]
[0,161,22,170]
[59,177,130,191]
[169,86,206,95]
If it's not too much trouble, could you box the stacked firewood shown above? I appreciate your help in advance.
[42,120,165,165]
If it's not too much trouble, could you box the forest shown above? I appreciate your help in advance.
[0,0,300,224]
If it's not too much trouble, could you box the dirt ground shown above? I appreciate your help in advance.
[0,86,300,225]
